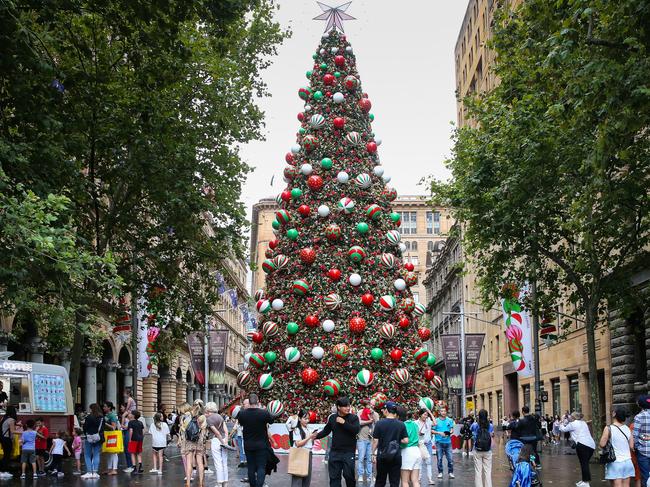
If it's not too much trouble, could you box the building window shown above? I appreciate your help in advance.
[404,241,411,251]
[426,211,441,235]
[411,241,418,251]
[522,384,531,410]
[409,256,419,266]
[569,376,580,412]
[399,212,417,235]
[412,292,419,303]
[427,241,434,252]
[497,390,503,420]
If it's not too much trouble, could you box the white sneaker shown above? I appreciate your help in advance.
[149,469,159,473]
[449,473,455,479]
[157,470,163,475]
[123,467,134,473]
[80,473,91,479]
[437,473,443,479]
[462,451,467,456]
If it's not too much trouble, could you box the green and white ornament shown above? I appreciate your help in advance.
[284,347,301,363]
[258,373,274,390]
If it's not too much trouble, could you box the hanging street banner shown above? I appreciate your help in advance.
[208,330,229,386]
[136,297,150,379]
[464,333,485,394]
[501,285,535,379]
[187,332,206,385]
[442,335,462,392]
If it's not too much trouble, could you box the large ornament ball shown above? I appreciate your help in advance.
[308,411,318,423]
[394,279,407,291]
[337,197,355,213]
[356,369,374,387]
[267,400,284,417]
[361,293,374,306]
[300,163,313,175]
[424,369,435,382]
[375,137,383,146]
[399,243,407,253]
[370,348,384,361]
[332,92,345,104]
[345,45,353,53]
[334,55,345,66]
[337,171,349,183]
[399,316,411,329]
[324,293,342,310]
[418,397,434,411]
[305,314,319,328]
[426,354,437,367]
[257,299,271,314]
[250,353,265,367]
[357,222,369,234]
[418,328,432,341]
[298,87,311,100]
[252,331,264,344]
[379,323,396,339]
[271,220,280,230]
[390,348,403,363]
[323,379,341,397]
[271,299,284,311]
[327,268,342,281]
[307,175,324,191]
[325,223,342,241]
[413,303,427,317]
[281,190,291,202]
[355,173,372,189]
[309,114,326,129]
[358,98,372,112]
[291,144,301,154]
[298,204,311,217]
[320,158,333,170]
[392,368,410,385]
[318,205,331,217]
[349,273,362,287]
[258,373,274,390]
[323,73,335,85]
[332,343,350,360]
[372,392,388,409]
[413,347,429,364]
[313,91,324,100]
[404,262,415,272]
[284,347,301,363]
[291,188,302,199]
[264,351,277,364]
[300,247,317,265]
[386,229,402,244]
[379,294,396,311]
[255,289,265,301]
[373,165,384,177]
[432,375,443,390]
[287,228,299,240]
[311,346,325,359]
[301,368,320,386]
[285,152,294,164]
[322,319,336,333]
[349,316,367,334]
[244,352,252,366]
[366,142,377,154]
[333,117,345,129]
[237,370,252,388]
[344,75,358,90]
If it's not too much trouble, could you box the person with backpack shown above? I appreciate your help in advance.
[471,409,494,487]
[559,411,595,487]
[599,406,635,486]
[180,402,208,487]
[371,401,409,487]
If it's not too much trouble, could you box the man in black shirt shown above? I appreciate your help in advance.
[516,406,541,466]
[237,394,273,487]
[371,401,408,487]
[314,397,360,487]
[504,410,521,440]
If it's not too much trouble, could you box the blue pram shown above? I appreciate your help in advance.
[506,440,542,487]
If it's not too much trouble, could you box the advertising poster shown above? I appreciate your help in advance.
[442,334,462,392]
[464,333,485,394]
[208,330,228,385]
[187,332,206,385]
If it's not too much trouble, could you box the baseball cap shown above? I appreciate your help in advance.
[638,394,650,410]
[383,401,398,413]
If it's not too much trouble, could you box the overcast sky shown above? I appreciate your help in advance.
[239,1,468,219]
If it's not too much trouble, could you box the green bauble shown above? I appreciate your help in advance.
[357,222,369,234]
[298,128,306,135]
[271,220,280,230]
[264,351,277,364]
[313,91,324,101]
[390,212,401,222]
[287,228,299,240]
[334,71,341,78]
[320,63,327,70]
[369,113,375,121]
[306,70,312,78]
[321,157,333,170]
[286,322,299,335]
[371,348,384,361]
[291,188,303,199]
[426,355,437,366]
[312,53,318,59]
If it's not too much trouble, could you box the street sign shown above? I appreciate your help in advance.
[540,391,549,402]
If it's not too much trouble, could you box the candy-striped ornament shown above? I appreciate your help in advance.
[365,204,382,221]
[345,131,362,146]
[431,375,443,390]
[379,323,396,339]
[323,379,341,397]
[292,279,310,296]
[309,114,326,129]
[302,135,318,152]
[379,295,396,312]
[237,370,252,388]
[356,369,374,387]
[258,373,274,390]
[324,293,342,310]
[267,400,284,417]
[275,210,290,225]
[418,397,434,411]
[386,230,401,244]
[337,197,355,214]
[354,173,372,189]
[262,259,276,274]
[400,297,415,313]
[392,368,410,385]
[284,347,301,363]
[348,246,366,263]
[249,353,265,367]
[256,299,271,314]
[413,303,427,317]
[413,347,429,364]
[332,343,350,360]
[254,289,265,301]
[272,254,289,270]
[380,253,396,268]
[262,321,279,337]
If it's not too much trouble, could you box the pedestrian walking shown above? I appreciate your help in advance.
[149,412,170,475]
[505,411,521,440]
[127,410,145,475]
[314,396,360,487]
[72,428,83,475]
[632,395,650,487]
[398,406,422,487]
[48,430,71,477]
[205,402,229,486]
[102,401,119,475]
[81,403,104,479]
[416,408,435,485]
[432,407,455,479]
[290,409,314,487]
[237,394,274,487]
[357,398,378,483]
[552,416,561,444]
[119,404,134,472]
[514,406,541,466]
[179,401,208,487]
[19,419,38,479]
[599,406,635,486]
[0,405,18,478]
[371,401,408,487]
[461,415,474,456]
[471,409,494,487]
[559,411,595,487]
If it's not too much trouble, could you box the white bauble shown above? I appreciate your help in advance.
[300,163,313,175]
[373,165,384,177]
[394,278,407,291]
[382,174,392,183]
[399,243,407,253]
[291,144,301,154]
[271,298,284,311]
[332,92,345,104]
[345,46,353,53]
[374,137,382,146]
[349,273,362,287]
[330,47,339,54]
[337,171,349,183]
[311,346,325,359]
[322,320,335,332]
[319,48,325,54]
[317,205,330,217]
[283,176,290,184]
[304,104,312,112]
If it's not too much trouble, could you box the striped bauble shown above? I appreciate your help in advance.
[379,295,396,312]
[284,347,301,363]
[379,323,396,339]
[249,353,265,367]
[345,131,362,146]
[267,400,284,417]
[365,204,382,220]
[236,370,252,388]
[275,209,290,225]
[262,321,279,337]
[337,197,355,214]
[418,397,434,411]
[431,375,443,390]
[386,229,401,244]
[380,253,396,268]
[309,114,326,129]
[262,259,277,274]
[356,369,374,387]
[324,293,342,310]
[413,303,427,317]
[413,347,429,364]
[354,173,372,189]
[392,368,410,385]
[272,254,289,269]
[258,373,274,390]
[292,279,310,296]
[256,299,271,314]
[348,246,366,263]
[323,379,341,396]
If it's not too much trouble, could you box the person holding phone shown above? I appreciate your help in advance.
[432,408,455,480]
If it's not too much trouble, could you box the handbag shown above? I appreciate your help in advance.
[86,418,104,444]
[102,430,124,453]
[418,441,430,460]
[599,426,617,464]
[287,447,310,477]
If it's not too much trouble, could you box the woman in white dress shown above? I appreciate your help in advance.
[599,407,635,487]
[290,410,313,487]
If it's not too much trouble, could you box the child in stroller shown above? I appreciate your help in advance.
[507,440,542,487]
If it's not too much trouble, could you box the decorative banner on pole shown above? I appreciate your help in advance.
[501,284,535,379]
[187,332,205,385]
[136,297,150,379]
[442,334,462,392]
[208,330,229,386]
[464,333,485,394]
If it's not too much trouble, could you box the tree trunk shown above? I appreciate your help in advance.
[584,298,602,436]
[68,312,86,401]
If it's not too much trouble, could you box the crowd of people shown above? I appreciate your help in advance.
[0,388,648,487]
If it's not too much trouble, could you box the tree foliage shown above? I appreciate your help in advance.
[431,0,649,431]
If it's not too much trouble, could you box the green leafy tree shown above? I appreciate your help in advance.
[1,1,285,387]
[431,0,650,433]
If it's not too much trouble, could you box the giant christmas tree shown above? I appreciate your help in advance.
[239,26,441,419]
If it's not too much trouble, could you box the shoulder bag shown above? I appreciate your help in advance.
[599,425,617,464]
[86,418,104,444]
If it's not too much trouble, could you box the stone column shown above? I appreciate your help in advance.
[559,376,570,415]
[56,348,72,375]
[175,382,187,409]
[142,374,159,423]
[82,357,100,409]
[28,338,47,363]
[159,376,177,411]
[103,362,119,406]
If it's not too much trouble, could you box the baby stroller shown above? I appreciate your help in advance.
[506,439,542,487]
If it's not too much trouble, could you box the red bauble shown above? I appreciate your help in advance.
[328,268,342,281]
[424,369,435,381]
[264,249,273,258]
[398,317,411,329]
[366,142,377,153]
[358,98,372,113]
[404,262,415,272]
[285,152,294,163]
[349,316,367,334]
[298,204,311,217]
[390,348,403,363]
[305,314,320,328]
[308,411,318,423]
[251,332,263,344]
[361,293,374,306]
[301,368,320,386]
[300,247,316,265]
[281,190,292,202]
[334,55,345,66]
[323,73,335,85]
[307,175,324,191]
[333,117,345,129]
[297,112,305,122]
[269,239,279,250]
[418,327,432,341]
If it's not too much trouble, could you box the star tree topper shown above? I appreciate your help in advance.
[313,2,356,33]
